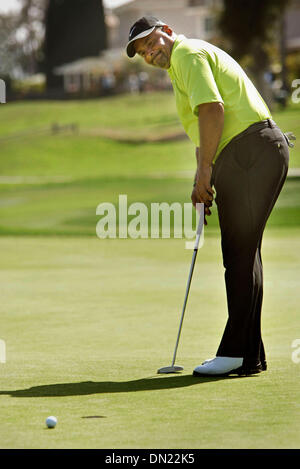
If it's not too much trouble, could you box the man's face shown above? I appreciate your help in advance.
[134,27,174,69]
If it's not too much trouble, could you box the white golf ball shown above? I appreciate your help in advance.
[46,416,57,428]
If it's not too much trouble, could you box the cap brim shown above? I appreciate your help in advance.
[126,26,156,58]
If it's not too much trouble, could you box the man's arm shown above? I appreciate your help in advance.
[192,102,224,212]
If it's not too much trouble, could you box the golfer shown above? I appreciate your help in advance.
[126,16,291,376]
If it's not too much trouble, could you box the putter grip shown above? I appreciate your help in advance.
[194,203,204,249]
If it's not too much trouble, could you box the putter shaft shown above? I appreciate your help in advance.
[170,204,204,367]
[157,204,204,375]
[171,248,199,367]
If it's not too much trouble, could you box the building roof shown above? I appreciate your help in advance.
[54,49,125,75]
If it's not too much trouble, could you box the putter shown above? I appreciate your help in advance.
[157,203,204,374]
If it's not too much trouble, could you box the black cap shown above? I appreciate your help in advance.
[126,16,166,58]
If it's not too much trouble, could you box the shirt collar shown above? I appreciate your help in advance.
[168,34,186,72]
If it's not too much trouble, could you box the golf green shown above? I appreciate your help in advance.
[0,232,299,448]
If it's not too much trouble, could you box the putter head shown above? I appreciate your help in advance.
[157,365,184,374]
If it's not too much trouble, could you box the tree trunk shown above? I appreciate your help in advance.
[44,0,107,92]
[250,41,274,111]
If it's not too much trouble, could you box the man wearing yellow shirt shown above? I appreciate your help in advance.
[126,16,290,376]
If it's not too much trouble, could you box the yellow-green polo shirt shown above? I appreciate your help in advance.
[167,35,271,161]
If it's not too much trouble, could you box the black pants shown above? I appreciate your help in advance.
[211,119,289,369]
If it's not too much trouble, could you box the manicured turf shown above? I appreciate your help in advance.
[0,94,299,448]
[0,175,300,236]
[0,233,299,449]
[0,93,299,174]
[0,93,299,236]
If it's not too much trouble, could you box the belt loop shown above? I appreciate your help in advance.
[267,119,275,129]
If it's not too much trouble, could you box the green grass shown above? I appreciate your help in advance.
[0,175,299,236]
[0,93,180,135]
[0,234,299,448]
[0,94,299,449]
[0,135,193,178]
[0,93,299,176]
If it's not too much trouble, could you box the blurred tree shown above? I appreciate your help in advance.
[0,0,47,78]
[0,13,20,77]
[44,0,107,91]
[218,0,290,108]
[17,0,48,75]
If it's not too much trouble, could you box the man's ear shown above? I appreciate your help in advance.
[162,25,173,36]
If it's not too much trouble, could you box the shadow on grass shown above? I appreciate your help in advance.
[0,374,245,398]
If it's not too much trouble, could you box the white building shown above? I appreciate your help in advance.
[108,0,222,49]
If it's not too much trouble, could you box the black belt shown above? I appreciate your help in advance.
[231,119,296,147]
[231,119,277,143]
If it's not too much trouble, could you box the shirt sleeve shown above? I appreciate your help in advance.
[176,52,224,116]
